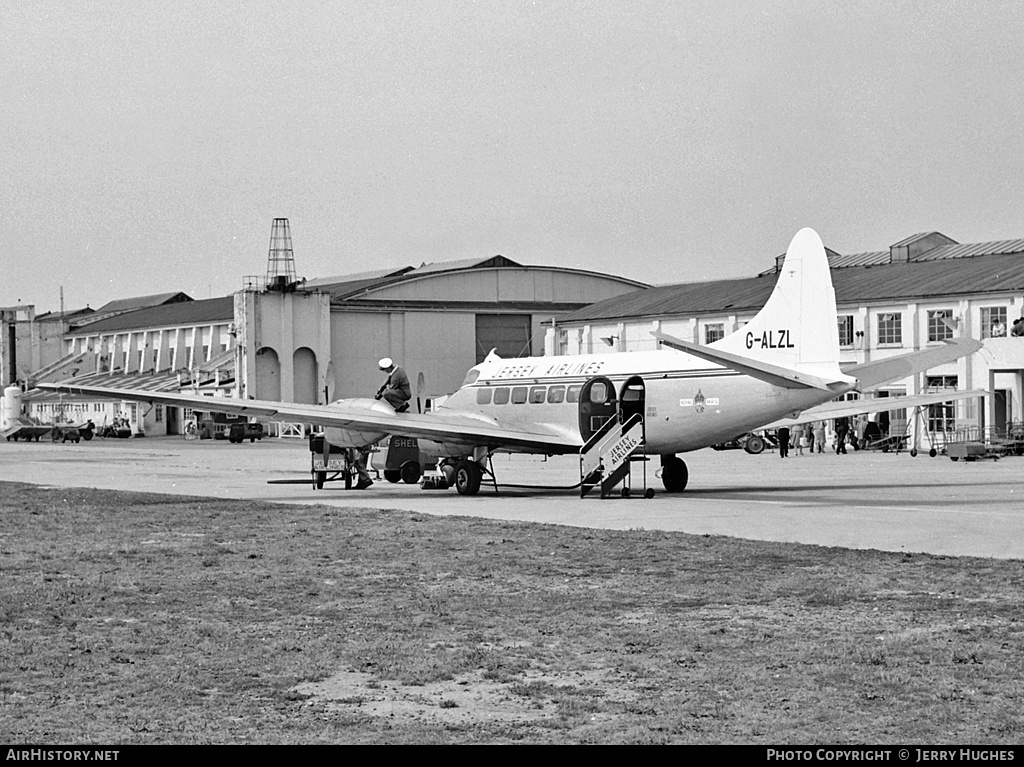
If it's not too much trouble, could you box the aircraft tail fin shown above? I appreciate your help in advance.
[712,228,845,381]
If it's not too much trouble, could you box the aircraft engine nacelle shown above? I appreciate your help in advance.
[321,397,393,448]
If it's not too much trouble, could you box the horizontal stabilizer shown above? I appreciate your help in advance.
[761,389,989,429]
[845,337,983,391]
[652,331,848,392]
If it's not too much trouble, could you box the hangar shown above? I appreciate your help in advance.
[547,231,1024,446]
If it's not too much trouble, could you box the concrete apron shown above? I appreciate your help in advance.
[1,437,1022,560]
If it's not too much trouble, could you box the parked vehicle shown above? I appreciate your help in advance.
[227,422,264,443]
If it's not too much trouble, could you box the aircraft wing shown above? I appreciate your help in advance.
[843,337,983,390]
[35,382,578,454]
[651,331,848,391]
[759,389,988,429]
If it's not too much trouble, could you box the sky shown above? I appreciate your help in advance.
[2,0,1023,313]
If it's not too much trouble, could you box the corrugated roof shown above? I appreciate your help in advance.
[912,239,1024,262]
[304,266,412,290]
[827,250,890,268]
[68,296,234,335]
[96,292,193,314]
[407,255,521,275]
[890,232,936,248]
[559,252,1024,324]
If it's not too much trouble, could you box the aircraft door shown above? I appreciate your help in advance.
[619,376,645,425]
[578,376,618,442]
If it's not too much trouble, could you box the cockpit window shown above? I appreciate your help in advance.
[461,369,481,387]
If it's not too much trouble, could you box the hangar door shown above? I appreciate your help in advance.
[476,314,531,363]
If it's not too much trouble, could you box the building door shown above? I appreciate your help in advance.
[995,390,1010,436]
[475,314,532,363]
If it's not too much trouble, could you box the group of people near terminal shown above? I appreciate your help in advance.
[776,416,864,458]
[992,316,1024,337]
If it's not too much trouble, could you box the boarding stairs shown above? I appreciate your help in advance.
[578,413,650,499]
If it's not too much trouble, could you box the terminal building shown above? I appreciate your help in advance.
[546,231,1024,447]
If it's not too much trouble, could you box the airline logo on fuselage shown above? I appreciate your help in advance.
[746,329,795,350]
[491,360,606,380]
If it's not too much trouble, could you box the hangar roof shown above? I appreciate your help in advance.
[308,255,647,302]
[558,251,1024,323]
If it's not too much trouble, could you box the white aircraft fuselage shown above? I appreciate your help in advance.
[404,348,849,456]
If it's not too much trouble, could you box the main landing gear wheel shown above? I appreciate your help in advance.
[661,456,688,493]
[454,459,483,496]
[744,435,766,455]
[384,470,402,483]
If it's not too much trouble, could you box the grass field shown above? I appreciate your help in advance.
[2,480,1023,744]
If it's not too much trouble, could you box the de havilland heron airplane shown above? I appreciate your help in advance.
[39,228,983,496]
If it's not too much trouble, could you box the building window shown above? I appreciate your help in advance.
[926,375,958,433]
[927,310,955,342]
[837,315,854,347]
[877,313,902,346]
[982,307,1007,338]
[155,404,163,423]
[704,323,725,344]
[555,329,569,356]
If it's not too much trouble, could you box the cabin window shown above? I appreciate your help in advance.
[511,386,528,404]
[529,386,546,404]
[547,385,566,404]
[566,384,582,403]
[476,387,492,405]
[493,387,510,405]
[589,381,609,403]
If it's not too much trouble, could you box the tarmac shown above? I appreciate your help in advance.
[1,435,1022,560]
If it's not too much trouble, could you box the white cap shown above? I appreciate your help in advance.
[378,357,393,370]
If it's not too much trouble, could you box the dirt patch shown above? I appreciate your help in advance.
[293,669,554,725]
